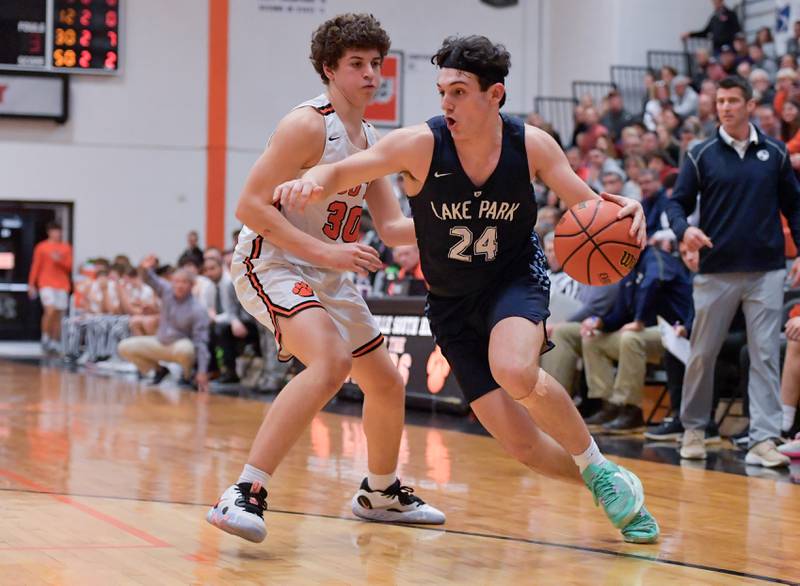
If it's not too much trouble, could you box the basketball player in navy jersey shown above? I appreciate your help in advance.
[206,14,444,544]
[275,35,659,543]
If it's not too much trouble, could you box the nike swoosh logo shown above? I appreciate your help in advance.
[433,171,452,178]
[328,135,341,141]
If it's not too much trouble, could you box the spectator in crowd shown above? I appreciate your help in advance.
[660,66,678,94]
[386,244,426,296]
[651,121,681,166]
[736,60,752,82]
[748,44,777,82]
[732,31,749,62]
[705,59,727,83]
[750,69,776,106]
[660,108,683,139]
[203,256,258,384]
[678,118,703,164]
[28,222,72,353]
[780,305,800,439]
[535,205,561,237]
[600,90,635,143]
[619,126,644,159]
[637,169,676,251]
[641,131,660,159]
[624,156,646,199]
[647,150,677,183]
[673,76,699,118]
[119,267,159,336]
[773,68,797,116]
[601,170,639,202]
[581,247,694,433]
[118,255,210,392]
[718,45,738,75]
[178,230,204,268]
[787,20,800,58]
[666,76,800,466]
[644,81,670,131]
[754,104,781,140]
[178,257,215,313]
[780,99,800,143]
[697,93,718,137]
[577,106,608,154]
[644,241,723,443]
[755,26,777,61]
[682,0,741,54]
[526,111,563,148]
[584,147,625,193]
[540,232,621,396]
[692,49,711,90]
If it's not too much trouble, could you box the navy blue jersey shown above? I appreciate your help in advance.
[409,114,549,297]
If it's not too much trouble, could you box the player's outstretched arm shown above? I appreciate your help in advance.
[364,177,416,247]
[235,108,341,266]
[526,126,646,247]
[273,125,431,212]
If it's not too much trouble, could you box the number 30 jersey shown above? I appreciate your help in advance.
[237,93,379,268]
[409,114,549,297]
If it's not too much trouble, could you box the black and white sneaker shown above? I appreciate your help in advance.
[206,481,268,543]
[352,478,445,524]
[644,417,684,441]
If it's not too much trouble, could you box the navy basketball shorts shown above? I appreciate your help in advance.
[425,273,553,404]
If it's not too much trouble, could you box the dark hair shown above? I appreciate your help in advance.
[310,13,390,84]
[432,35,511,107]
[110,263,127,275]
[46,221,62,232]
[178,257,201,269]
[126,267,138,278]
[718,76,753,101]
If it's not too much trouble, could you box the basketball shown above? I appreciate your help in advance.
[553,199,640,286]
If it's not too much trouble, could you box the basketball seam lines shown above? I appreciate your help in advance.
[560,218,626,275]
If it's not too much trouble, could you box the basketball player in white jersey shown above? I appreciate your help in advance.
[205,14,443,543]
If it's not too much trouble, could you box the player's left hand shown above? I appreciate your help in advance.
[599,192,646,249]
[790,257,800,288]
[273,178,325,212]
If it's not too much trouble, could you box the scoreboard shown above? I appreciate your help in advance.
[0,0,120,74]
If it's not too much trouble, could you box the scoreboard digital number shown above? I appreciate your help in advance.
[0,0,120,74]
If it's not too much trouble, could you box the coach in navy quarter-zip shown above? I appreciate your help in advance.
[666,76,800,466]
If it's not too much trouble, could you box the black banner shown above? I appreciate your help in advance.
[339,296,469,414]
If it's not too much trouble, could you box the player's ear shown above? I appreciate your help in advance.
[490,83,505,105]
[323,62,336,83]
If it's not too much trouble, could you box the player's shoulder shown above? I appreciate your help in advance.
[274,106,326,140]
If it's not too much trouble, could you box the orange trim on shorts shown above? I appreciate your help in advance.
[243,236,324,356]
[352,333,385,358]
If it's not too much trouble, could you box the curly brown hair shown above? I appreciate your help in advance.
[309,13,391,84]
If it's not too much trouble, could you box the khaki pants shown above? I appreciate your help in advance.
[582,326,663,407]
[118,336,195,378]
[541,322,583,394]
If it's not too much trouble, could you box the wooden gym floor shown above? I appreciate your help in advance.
[0,359,798,585]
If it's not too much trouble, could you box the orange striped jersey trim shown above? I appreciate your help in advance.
[352,333,385,357]
[315,103,335,116]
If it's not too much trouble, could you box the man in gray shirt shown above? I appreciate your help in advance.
[118,255,210,392]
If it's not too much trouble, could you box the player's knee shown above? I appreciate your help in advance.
[491,357,538,394]
[317,351,352,392]
[117,339,133,359]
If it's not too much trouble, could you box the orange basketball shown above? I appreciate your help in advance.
[553,199,640,285]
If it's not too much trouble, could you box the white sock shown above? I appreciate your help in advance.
[782,405,797,433]
[367,471,397,492]
[572,437,607,473]
[238,464,271,488]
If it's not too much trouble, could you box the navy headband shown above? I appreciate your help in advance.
[436,49,505,86]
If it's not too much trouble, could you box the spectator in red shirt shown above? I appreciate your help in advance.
[28,222,73,352]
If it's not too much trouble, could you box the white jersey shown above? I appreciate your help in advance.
[237,93,379,268]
